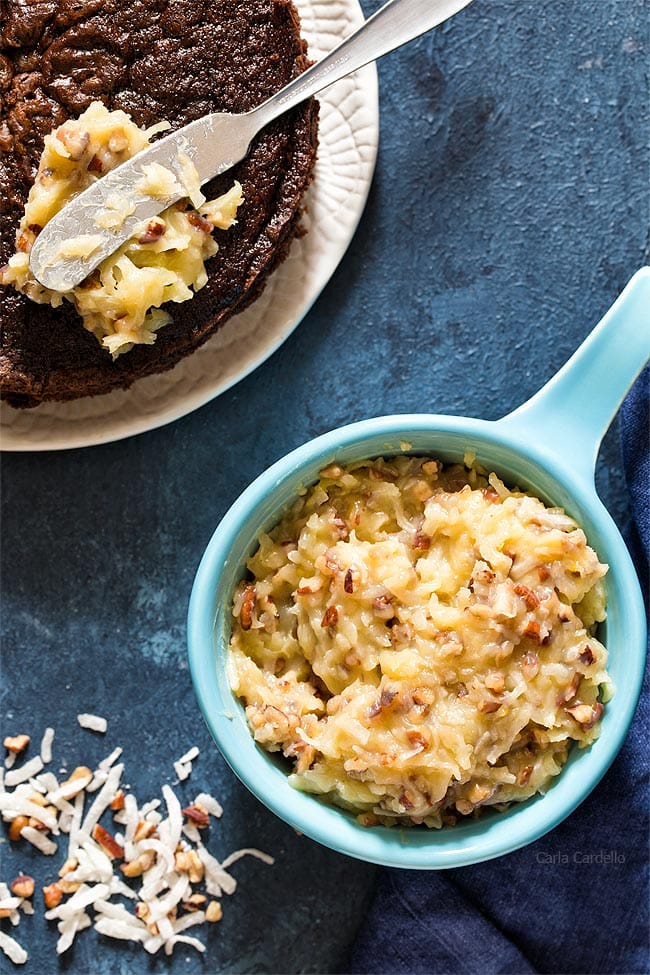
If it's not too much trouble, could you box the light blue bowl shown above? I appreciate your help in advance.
[188,269,650,868]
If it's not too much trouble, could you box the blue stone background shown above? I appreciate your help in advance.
[1,0,648,972]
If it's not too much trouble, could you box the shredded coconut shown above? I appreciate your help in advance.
[0,723,273,964]
[77,714,108,734]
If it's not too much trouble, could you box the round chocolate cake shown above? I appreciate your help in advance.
[0,0,319,407]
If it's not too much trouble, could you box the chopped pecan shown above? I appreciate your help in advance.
[514,584,540,610]
[121,851,155,877]
[87,154,103,173]
[521,651,540,680]
[205,900,223,922]
[8,816,29,841]
[321,604,339,628]
[482,487,500,503]
[182,804,210,828]
[412,530,430,552]
[182,893,207,912]
[484,673,505,693]
[537,565,551,582]
[187,850,204,884]
[565,702,604,728]
[557,672,581,706]
[4,734,30,754]
[56,123,89,160]
[523,620,542,643]
[343,568,354,593]
[239,584,256,630]
[138,219,166,244]
[368,687,398,718]
[10,875,34,899]
[58,857,78,878]
[110,790,125,811]
[579,645,595,666]
[399,792,414,811]
[478,698,502,714]
[406,731,428,752]
[186,211,213,234]
[372,592,394,619]
[92,823,124,860]
[42,883,63,910]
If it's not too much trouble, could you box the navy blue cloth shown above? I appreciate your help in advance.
[347,369,649,975]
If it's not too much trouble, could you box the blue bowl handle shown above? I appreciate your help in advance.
[498,267,650,488]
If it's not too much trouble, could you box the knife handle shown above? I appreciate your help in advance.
[253,0,473,127]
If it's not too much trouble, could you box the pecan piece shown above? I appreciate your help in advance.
[8,816,29,841]
[239,584,256,630]
[368,687,398,718]
[521,651,540,680]
[206,900,223,922]
[92,823,124,860]
[10,875,35,899]
[321,605,339,628]
[343,568,354,593]
[186,211,213,234]
[579,645,595,666]
[565,702,604,728]
[110,790,125,811]
[557,672,581,706]
[4,734,30,754]
[42,883,63,910]
[514,584,540,610]
[138,219,166,244]
[182,803,210,828]
[121,851,155,878]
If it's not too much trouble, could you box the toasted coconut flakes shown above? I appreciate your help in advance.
[196,844,237,897]
[98,747,123,771]
[173,761,191,782]
[173,911,206,933]
[145,874,189,925]
[194,792,223,818]
[40,728,55,764]
[1,726,273,960]
[4,756,44,787]
[56,912,92,954]
[164,933,206,956]
[86,770,108,793]
[177,746,200,765]
[80,764,123,835]
[139,799,161,816]
[77,714,108,734]
[161,784,183,850]
[48,774,93,802]
[0,930,28,965]
[35,772,59,793]
[20,826,57,855]
[220,847,275,869]
[182,823,201,844]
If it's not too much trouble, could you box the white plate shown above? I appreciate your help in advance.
[0,0,378,451]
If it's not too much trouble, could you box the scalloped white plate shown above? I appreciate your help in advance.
[1,0,378,451]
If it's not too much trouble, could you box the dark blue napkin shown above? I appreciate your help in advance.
[347,367,649,975]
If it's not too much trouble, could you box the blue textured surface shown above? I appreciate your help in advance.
[1,0,648,972]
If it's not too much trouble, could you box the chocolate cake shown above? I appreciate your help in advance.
[0,0,319,407]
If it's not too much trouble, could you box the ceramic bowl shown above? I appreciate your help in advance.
[188,269,649,868]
